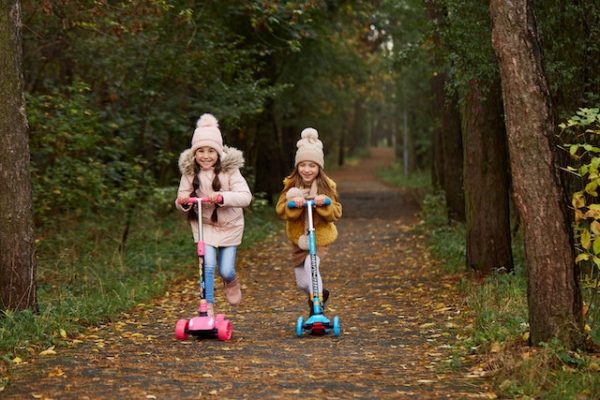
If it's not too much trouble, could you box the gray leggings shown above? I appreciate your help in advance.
[294,255,323,296]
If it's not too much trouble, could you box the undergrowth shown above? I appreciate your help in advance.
[380,165,600,399]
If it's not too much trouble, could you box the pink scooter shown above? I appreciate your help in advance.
[175,196,232,341]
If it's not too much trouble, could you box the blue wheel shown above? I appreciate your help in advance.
[332,316,341,337]
[296,316,304,337]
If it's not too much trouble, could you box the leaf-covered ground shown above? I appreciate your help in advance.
[2,148,495,399]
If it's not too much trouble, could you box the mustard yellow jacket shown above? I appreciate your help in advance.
[275,177,342,247]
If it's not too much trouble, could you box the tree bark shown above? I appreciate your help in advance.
[0,0,37,311]
[490,0,583,348]
[441,92,465,222]
[426,0,465,221]
[463,78,513,275]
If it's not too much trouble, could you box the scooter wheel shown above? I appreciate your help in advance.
[295,316,304,337]
[332,316,341,337]
[175,319,189,341]
[217,319,232,341]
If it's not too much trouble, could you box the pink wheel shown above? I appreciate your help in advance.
[216,319,232,341]
[175,319,189,340]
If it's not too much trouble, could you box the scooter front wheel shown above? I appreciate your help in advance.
[175,319,189,341]
[217,319,232,341]
[295,316,304,337]
[332,316,341,337]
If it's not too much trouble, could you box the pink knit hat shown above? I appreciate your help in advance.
[190,114,223,156]
[295,127,324,168]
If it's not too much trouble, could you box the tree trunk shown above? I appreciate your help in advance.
[490,0,583,348]
[463,78,513,275]
[441,92,465,222]
[0,0,37,311]
[426,0,464,220]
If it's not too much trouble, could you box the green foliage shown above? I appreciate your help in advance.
[27,81,154,224]
[377,165,431,189]
[561,107,600,344]
[440,0,500,100]
[536,2,600,116]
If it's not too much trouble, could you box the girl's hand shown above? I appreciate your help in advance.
[292,197,306,208]
[208,193,223,204]
[314,195,329,206]
[177,197,192,209]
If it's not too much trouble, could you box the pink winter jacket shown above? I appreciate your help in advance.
[175,146,252,247]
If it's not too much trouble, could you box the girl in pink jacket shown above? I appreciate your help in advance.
[175,114,252,317]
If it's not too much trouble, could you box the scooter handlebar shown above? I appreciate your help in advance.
[182,194,223,205]
[287,197,331,209]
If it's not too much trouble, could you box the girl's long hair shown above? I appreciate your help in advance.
[286,166,338,199]
[188,157,222,222]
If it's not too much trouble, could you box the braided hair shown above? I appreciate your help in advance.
[188,157,222,223]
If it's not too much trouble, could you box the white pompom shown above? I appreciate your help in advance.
[197,113,219,128]
[301,127,319,141]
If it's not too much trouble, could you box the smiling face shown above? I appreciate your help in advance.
[297,161,320,186]
[194,146,219,170]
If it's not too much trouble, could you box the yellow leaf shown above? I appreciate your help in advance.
[575,253,590,263]
[39,346,57,356]
[32,394,43,399]
[582,229,592,249]
[48,368,65,377]
[490,342,501,353]
[592,221,600,235]
[593,237,600,254]
[60,329,67,339]
[522,331,530,342]
[12,356,23,364]
[572,192,585,208]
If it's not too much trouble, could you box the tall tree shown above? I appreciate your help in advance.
[489,0,583,347]
[426,0,465,221]
[463,79,513,274]
[444,1,513,274]
[0,0,37,311]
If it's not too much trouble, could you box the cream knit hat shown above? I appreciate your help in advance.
[295,127,324,169]
[190,114,223,156]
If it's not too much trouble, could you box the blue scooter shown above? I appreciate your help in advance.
[288,197,341,337]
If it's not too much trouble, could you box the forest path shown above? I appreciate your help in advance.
[3,148,494,399]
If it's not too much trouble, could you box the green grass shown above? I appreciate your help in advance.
[376,164,431,189]
[418,192,600,399]
[375,163,600,399]
[0,188,278,382]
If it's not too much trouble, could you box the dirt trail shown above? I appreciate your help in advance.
[3,148,492,399]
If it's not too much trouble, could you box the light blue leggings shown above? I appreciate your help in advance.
[203,245,237,304]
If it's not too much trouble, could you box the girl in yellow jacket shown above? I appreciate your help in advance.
[275,128,342,313]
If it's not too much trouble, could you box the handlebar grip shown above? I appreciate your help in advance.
[287,197,331,208]
[184,197,219,205]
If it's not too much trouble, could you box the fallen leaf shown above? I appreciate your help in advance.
[39,346,57,356]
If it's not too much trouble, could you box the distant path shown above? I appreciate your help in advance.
[3,147,492,399]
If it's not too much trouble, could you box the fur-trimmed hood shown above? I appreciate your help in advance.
[178,146,245,176]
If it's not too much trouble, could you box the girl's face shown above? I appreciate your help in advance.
[195,146,219,170]
[298,161,320,185]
